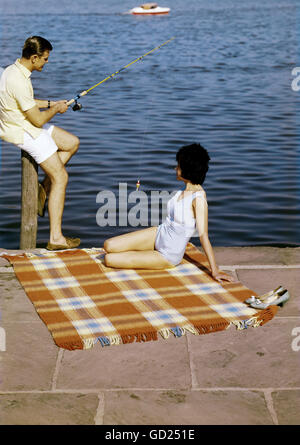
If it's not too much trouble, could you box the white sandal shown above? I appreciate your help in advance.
[244,286,283,305]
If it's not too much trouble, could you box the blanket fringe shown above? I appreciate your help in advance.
[56,340,84,350]
[83,325,199,349]
[0,252,26,257]
[229,316,262,331]
[83,334,123,349]
[255,306,278,325]
[83,323,231,349]
[160,324,199,339]
[195,321,230,334]
[121,331,158,344]
[228,307,277,331]
[64,309,278,350]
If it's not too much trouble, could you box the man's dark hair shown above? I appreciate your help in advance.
[176,143,210,185]
[22,36,53,59]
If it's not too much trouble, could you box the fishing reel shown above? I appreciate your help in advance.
[69,94,83,112]
[72,99,82,112]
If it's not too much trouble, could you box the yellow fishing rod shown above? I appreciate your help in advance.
[67,37,175,111]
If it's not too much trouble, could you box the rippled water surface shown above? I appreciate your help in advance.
[0,0,299,248]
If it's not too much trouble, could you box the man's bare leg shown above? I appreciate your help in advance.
[41,126,79,194]
[39,151,69,245]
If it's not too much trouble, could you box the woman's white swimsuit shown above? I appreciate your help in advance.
[155,190,205,265]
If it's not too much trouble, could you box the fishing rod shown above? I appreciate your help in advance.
[66,37,175,111]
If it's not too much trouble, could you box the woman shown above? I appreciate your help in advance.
[104,143,235,283]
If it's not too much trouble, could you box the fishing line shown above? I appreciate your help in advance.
[67,37,175,111]
[66,37,175,191]
[136,93,155,191]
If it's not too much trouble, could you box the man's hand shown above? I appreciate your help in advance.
[53,100,68,114]
[25,100,68,128]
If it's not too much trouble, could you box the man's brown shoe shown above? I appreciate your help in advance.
[46,237,81,251]
[38,183,47,217]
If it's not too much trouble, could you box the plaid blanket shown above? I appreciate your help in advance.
[2,243,277,350]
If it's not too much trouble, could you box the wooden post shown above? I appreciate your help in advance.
[20,150,38,249]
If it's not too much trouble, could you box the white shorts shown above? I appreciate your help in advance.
[18,124,58,164]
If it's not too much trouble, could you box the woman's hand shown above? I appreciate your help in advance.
[212,269,236,283]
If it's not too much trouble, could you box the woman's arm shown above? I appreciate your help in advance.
[194,196,235,282]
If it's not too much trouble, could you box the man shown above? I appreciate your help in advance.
[0,36,80,250]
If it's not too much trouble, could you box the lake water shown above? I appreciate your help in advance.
[0,0,299,249]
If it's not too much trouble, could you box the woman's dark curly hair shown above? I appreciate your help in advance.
[176,143,210,185]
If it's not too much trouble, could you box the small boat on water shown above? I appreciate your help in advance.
[130,3,170,15]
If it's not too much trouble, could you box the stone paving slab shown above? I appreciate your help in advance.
[213,246,300,266]
[188,318,300,388]
[0,393,99,425]
[56,335,190,390]
[0,273,37,322]
[102,389,274,425]
[272,390,300,425]
[1,321,58,391]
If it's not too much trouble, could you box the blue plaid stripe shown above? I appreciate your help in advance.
[187,283,226,295]
[142,309,188,328]
[168,263,205,276]
[31,257,66,271]
[43,276,80,290]
[210,303,257,319]
[105,270,141,282]
[122,289,162,302]
[72,317,116,336]
[57,296,96,312]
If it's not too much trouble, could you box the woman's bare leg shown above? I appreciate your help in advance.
[104,227,174,269]
[104,227,157,253]
[104,250,174,269]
